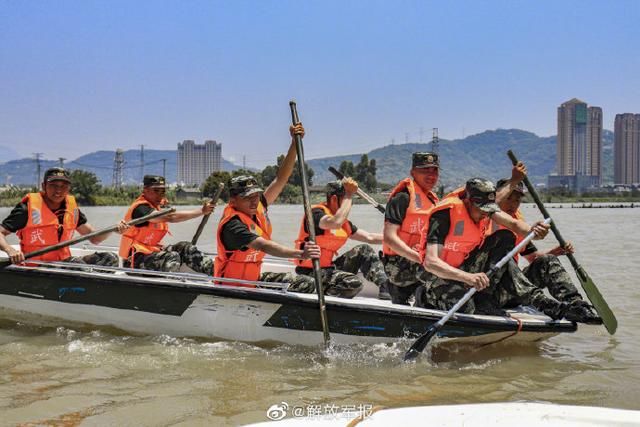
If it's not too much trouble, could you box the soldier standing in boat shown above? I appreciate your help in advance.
[293,178,390,299]
[119,175,216,273]
[0,167,126,265]
[214,123,322,292]
[381,152,440,305]
[414,177,596,323]
[490,162,601,323]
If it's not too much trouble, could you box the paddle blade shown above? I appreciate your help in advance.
[404,325,438,361]
[577,266,618,335]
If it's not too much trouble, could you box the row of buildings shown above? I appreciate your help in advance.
[551,98,639,192]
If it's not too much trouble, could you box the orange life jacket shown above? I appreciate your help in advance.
[214,202,272,285]
[17,193,79,261]
[382,178,439,256]
[119,195,170,259]
[487,208,525,261]
[419,189,489,268]
[294,203,352,268]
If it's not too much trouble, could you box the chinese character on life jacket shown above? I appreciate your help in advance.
[30,229,45,245]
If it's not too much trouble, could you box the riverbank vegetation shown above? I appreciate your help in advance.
[3,163,640,208]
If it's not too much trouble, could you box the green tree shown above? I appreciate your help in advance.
[338,160,356,178]
[355,154,378,191]
[290,160,314,187]
[70,169,101,205]
[201,171,232,202]
[261,154,313,187]
[260,163,279,186]
[278,183,302,203]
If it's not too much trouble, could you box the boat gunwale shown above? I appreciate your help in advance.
[0,262,578,335]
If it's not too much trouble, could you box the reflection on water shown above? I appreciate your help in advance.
[1,204,639,425]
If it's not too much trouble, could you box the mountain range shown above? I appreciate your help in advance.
[0,149,244,187]
[309,128,614,188]
[0,129,614,188]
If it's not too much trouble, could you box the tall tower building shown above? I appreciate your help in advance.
[177,140,222,186]
[614,113,640,185]
[552,98,602,191]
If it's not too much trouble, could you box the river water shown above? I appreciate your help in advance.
[0,204,639,426]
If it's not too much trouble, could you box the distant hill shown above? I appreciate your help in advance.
[0,149,244,186]
[0,129,615,187]
[308,128,615,188]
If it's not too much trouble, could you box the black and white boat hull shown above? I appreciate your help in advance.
[0,249,577,347]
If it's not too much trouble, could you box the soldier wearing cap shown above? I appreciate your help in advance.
[490,163,600,323]
[414,177,594,323]
[215,123,323,291]
[381,152,441,305]
[293,178,390,299]
[119,174,216,272]
[0,167,124,265]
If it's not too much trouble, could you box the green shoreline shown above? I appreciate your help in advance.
[2,194,639,208]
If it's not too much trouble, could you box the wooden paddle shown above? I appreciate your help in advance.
[0,207,176,267]
[289,100,331,347]
[191,183,224,245]
[328,166,386,214]
[403,218,552,361]
[507,150,617,334]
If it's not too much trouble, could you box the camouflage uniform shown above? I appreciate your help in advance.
[416,230,566,318]
[523,254,582,303]
[127,240,214,274]
[294,244,387,298]
[382,255,431,305]
[65,252,119,266]
[258,271,316,294]
[493,178,584,305]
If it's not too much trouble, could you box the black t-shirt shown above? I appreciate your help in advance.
[521,241,537,256]
[384,190,410,225]
[131,203,156,227]
[220,196,269,252]
[425,209,452,245]
[302,208,358,238]
[1,200,88,234]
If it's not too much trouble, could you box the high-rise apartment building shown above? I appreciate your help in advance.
[177,140,222,186]
[551,98,602,191]
[614,113,640,185]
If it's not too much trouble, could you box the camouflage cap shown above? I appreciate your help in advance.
[412,152,439,169]
[496,178,527,195]
[229,175,263,197]
[43,167,71,184]
[465,178,500,213]
[325,180,345,197]
[143,175,166,187]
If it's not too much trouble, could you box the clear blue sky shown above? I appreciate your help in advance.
[1,0,638,168]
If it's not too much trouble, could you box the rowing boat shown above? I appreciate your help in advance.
[0,246,576,346]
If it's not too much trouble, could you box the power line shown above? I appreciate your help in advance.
[112,149,124,189]
[432,128,439,153]
[140,145,145,182]
[32,153,43,186]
